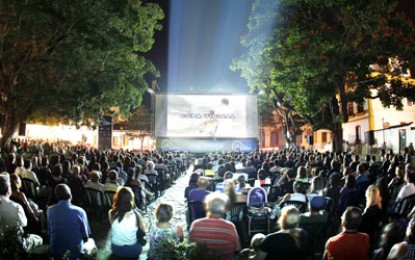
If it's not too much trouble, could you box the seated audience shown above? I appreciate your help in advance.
[189,192,241,259]
[188,176,210,202]
[300,196,328,224]
[47,184,94,259]
[396,165,415,201]
[184,173,199,201]
[104,170,120,192]
[323,206,369,260]
[86,170,104,192]
[147,203,184,259]
[372,223,406,260]
[280,180,307,203]
[0,174,43,252]
[108,187,146,259]
[254,206,308,259]
[359,184,384,249]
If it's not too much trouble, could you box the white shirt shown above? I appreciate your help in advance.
[397,183,415,200]
[110,210,138,246]
[0,195,27,228]
[289,193,307,203]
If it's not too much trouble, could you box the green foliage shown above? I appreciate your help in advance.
[157,239,227,260]
[0,0,164,146]
[0,225,24,259]
[232,0,415,150]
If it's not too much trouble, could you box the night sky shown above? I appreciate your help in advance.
[143,0,415,95]
[144,0,254,94]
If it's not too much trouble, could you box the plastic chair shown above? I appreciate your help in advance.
[85,188,106,221]
[145,173,159,198]
[246,187,270,236]
[104,190,116,208]
[388,194,415,219]
[21,178,39,199]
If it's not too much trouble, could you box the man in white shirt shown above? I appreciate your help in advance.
[397,165,415,200]
[0,174,43,251]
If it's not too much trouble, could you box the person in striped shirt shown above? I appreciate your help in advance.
[189,192,241,259]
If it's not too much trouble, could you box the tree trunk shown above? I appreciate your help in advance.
[332,121,343,153]
[327,95,344,153]
[1,111,19,149]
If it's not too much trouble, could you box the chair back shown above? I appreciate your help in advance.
[85,187,105,207]
[227,202,246,224]
[247,187,268,207]
[388,194,415,218]
[104,190,116,207]
[21,178,39,199]
[146,173,158,184]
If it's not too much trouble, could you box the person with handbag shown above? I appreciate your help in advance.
[108,186,147,259]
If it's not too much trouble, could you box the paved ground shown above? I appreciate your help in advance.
[92,169,191,259]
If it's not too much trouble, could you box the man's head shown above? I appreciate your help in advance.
[55,184,72,201]
[0,174,11,196]
[205,192,228,217]
[341,206,363,231]
[197,176,209,189]
[108,170,118,181]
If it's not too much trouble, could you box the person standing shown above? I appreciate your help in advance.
[47,184,94,259]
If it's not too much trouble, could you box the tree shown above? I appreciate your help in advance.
[0,0,163,147]
[232,0,415,152]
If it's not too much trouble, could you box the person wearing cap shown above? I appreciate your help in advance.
[299,196,328,225]
[0,174,43,252]
[323,206,369,260]
[189,192,241,259]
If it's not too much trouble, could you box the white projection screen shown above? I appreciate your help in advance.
[155,94,259,138]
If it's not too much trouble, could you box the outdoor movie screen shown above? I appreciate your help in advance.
[155,94,259,138]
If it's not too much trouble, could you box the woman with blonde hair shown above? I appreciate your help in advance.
[109,186,146,259]
[359,185,384,249]
[147,203,184,259]
[253,206,308,259]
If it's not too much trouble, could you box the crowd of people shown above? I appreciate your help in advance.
[0,143,188,259]
[183,146,415,260]
[1,140,415,259]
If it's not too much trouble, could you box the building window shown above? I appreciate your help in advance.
[123,135,129,146]
[322,132,327,143]
[113,136,119,146]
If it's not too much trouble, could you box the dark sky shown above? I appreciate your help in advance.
[143,0,415,95]
[144,0,254,94]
